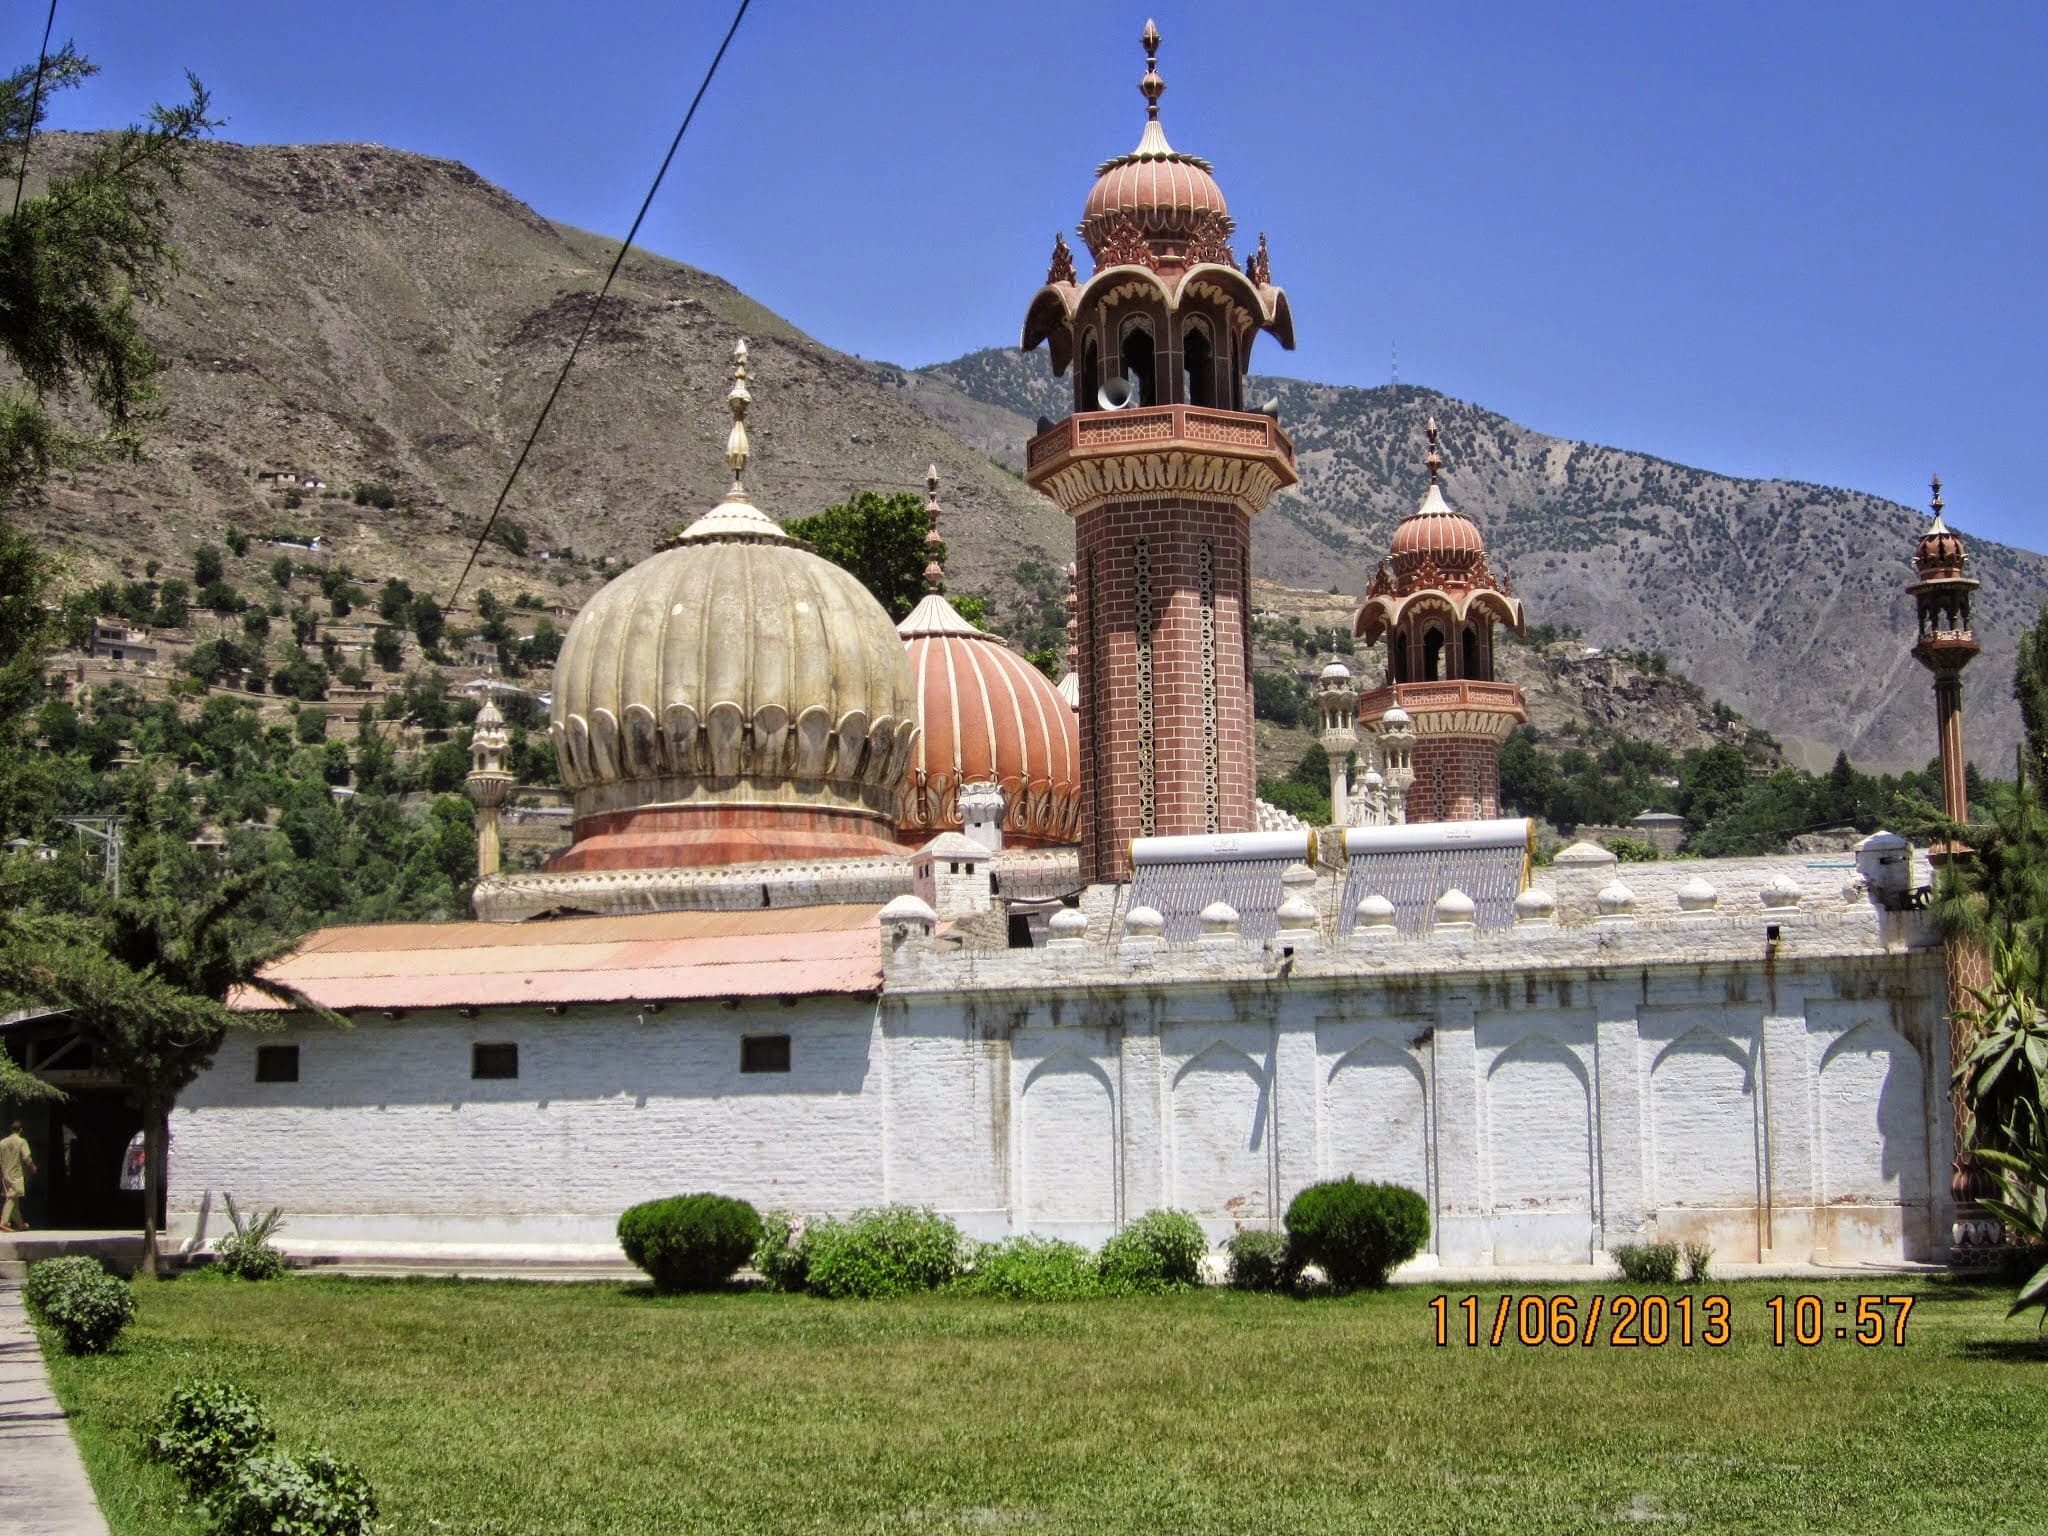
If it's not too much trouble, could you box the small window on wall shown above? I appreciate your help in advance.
[471,1042,519,1080]
[741,1034,791,1074]
[254,1045,299,1083]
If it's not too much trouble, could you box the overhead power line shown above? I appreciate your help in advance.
[447,0,754,607]
[12,0,61,215]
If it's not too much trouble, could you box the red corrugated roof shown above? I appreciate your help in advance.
[233,905,885,1012]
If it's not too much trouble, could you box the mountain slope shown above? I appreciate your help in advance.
[22,136,1069,618]
[906,349,2048,773]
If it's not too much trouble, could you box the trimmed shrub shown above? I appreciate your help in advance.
[23,1255,107,1324]
[1283,1178,1429,1292]
[214,1195,289,1280]
[958,1237,1103,1301]
[1225,1228,1296,1293]
[617,1193,762,1294]
[802,1206,964,1299]
[753,1210,808,1293]
[150,1383,275,1493]
[1097,1210,1207,1293]
[212,1451,377,1536]
[1682,1242,1713,1285]
[1613,1241,1681,1284]
[46,1269,136,1354]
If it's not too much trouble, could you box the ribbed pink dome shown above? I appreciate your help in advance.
[898,594,1080,846]
[1389,483,1487,581]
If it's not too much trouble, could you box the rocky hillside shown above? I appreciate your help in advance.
[904,349,2048,774]
[20,136,1070,624]
[18,136,2042,776]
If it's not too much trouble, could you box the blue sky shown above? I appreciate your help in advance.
[22,0,2046,552]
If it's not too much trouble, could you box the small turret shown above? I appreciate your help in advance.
[466,698,513,879]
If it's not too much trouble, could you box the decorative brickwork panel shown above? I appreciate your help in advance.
[1075,497,1257,881]
[1408,735,1503,823]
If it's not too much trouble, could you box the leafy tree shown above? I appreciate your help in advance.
[223,528,248,558]
[1252,670,1309,728]
[2019,602,2048,791]
[370,625,403,672]
[294,707,328,747]
[151,578,191,628]
[0,45,216,507]
[376,578,413,625]
[193,545,223,587]
[268,554,293,588]
[1681,743,1749,835]
[785,489,935,621]
[411,594,445,653]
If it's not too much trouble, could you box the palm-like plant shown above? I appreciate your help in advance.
[1954,935,2048,1156]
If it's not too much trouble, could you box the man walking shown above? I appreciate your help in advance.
[1,1119,35,1231]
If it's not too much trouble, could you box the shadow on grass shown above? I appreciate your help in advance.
[1954,1335,2048,1363]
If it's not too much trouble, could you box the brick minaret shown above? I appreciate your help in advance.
[1020,20,1298,882]
[1908,474,1998,1256]
[1352,418,1526,822]
[1908,474,1978,826]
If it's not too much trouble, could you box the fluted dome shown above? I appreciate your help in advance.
[1389,481,1488,582]
[1075,20,1237,272]
[898,593,1080,845]
[547,342,918,871]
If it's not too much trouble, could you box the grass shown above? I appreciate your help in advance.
[39,1272,2048,1536]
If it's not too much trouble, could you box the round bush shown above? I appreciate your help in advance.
[753,1209,808,1293]
[802,1206,963,1299]
[23,1255,108,1325]
[1283,1178,1429,1292]
[150,1382,276,1493]
[47,1270,137,1355]
[1224,1228,1296,1293]
[958,1236,1103,1301]
[1613,1241,1680,1284]
[213,1450,377,1536]
[617,1193,762,1293]
[1097,1209,1207,1293]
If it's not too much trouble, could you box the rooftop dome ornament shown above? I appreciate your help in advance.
[1425,416,1443,486]
[923,464,946,593]
[725,338,752,494]
[668,338,791,546]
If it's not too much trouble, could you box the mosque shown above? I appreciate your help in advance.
[157,24,1970,1271]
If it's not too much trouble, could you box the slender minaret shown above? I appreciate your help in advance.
[466,698,512,879]
[1908,474,1998,1257]
[1316,662,1357,827]
[1908,474,1978,828]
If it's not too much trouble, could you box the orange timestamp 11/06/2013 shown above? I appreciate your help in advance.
[1426,1293,1917,1349]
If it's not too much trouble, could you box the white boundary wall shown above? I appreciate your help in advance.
[167,897,1951,1269]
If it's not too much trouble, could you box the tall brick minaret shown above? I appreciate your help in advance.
[1908,474,1978,828]
[1020,20,1298,883]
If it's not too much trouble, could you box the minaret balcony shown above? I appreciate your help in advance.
[1358,680,1528,738]
[1026,406,1296,518]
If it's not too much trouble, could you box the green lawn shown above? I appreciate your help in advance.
[40,1273,2048,1536]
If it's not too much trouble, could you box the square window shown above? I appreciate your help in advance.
[472,1042,519,1080]
[255,1044,299,1083]
[740,1034,791,1074]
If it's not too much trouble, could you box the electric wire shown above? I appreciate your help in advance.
[447,0,753,607]
[11,0,61,215]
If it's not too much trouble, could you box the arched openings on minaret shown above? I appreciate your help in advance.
[1119,317,1157,406]
[1182,318,1214,407]
[1422,627,1444,682]
[1078,332,1100,414]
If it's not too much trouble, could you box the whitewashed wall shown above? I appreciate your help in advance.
[168,912,1953,1269]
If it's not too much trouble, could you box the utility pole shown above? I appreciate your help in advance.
[58,816,124,897]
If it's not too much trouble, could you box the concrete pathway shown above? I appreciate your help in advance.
[0,1282,112,1536]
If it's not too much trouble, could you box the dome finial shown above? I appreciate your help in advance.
[724,338,752,497]
[1140,19,1164,121]
[1929,472,1945,526]
[923,463,946,593]
[1424,416,1442,486]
